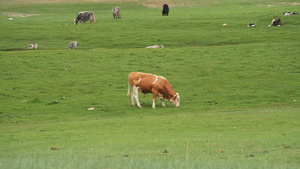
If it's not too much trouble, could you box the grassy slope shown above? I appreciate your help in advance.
[0,0,299,168]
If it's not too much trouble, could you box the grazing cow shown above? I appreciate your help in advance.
[145,45,164,48]
[74,11,95,25]
[28,43,38,49]
[268,19,282,27]
[67,41,78,49]
[162,4,169,16]
[247,22,255,27]
[127,72,180,108]
[112,6,121,19]
[283,12,298,16]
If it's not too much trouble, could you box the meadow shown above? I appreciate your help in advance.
[0,0,299,168]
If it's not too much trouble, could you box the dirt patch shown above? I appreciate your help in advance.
[141,0,173,8]
[266,2,300,7]
[38,0,137,3]
[1,0,137,4]
[290,2,300,6]
[1,0,211,7]
[3,12,40,18]
[141,0,216,8]
[2,0,298,7]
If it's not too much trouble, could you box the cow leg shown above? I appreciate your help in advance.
[133,85,142,108]
[159,95,166,107]
[130,90,135,107]
[152,90,158,109]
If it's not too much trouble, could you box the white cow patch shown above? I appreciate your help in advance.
[152,75,158,84]
[132,85,142,108]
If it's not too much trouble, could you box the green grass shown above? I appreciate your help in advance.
[0,0,299,168]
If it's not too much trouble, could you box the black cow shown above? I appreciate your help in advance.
[162,4,169,16]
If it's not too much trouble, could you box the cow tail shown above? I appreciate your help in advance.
[127,82,131,97]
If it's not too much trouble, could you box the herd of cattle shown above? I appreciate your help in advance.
[248,11,298,27]
[28,4,298,50]
[27,4,298,50]
[25,6,297,108]
[73,4,168,25]
[27,4,169,51]
[265,12,297,27]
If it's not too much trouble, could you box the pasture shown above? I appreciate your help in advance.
[0,0,299,168]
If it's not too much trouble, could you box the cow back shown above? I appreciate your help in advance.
[138,73,156,93]
[77,12,93,21]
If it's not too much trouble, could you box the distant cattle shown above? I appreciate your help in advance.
[74,11,95,25]
[67,41,78,49]
[112,6,121,19]
[145,45,164,48]
[28,43,38,49]
[247,22,255,27]
[268,19,282,27]
[162,4,169,16]
[127,72,180,108]
[283,12,298,16]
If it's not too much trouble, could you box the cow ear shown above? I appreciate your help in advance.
[175,93,180,100]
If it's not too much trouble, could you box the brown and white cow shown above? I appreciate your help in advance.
[127,72,180,108]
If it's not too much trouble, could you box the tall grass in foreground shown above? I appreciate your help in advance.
[1,107,299,169]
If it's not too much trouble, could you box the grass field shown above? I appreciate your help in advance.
[0,0,299,168]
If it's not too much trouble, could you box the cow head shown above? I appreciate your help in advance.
[170,93,180,107]
[74,19,79,25]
